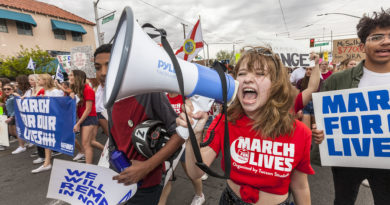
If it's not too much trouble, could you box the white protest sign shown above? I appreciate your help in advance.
[258,38,310,67]
[0,115,9,147]
[57,55,71,73]
[71,46,95,78]
[47,159,137,205]
[313,85,390,169]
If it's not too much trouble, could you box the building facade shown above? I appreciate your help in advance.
[0,0,95,57]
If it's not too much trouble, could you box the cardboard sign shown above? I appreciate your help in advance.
[14,97,76,156]
[313,85,390,169]
[0,115,9,147]
[47,159,137,205]
[332,38,365,64]
[57,55,71,73]
[258,38,311,67]
[71,46,95,78]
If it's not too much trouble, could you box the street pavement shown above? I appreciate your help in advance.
[0,131,374,205]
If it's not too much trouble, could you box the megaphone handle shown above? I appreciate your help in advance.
[176,96,214,140]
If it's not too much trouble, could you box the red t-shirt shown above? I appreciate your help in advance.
[294,92,303,114]
[111,93,178,188]
[77,84,97,118]
[166,94,183,115]
[321,70,332,80]
[204,114,314,202]
[36,88,45,96]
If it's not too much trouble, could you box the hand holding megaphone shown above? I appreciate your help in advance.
[176,96,212,140]
[176,95,214,140]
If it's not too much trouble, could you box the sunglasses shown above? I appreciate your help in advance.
[241,46,280,70]
[3,88,12,91]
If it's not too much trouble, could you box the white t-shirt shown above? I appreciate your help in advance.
[95,85,105,113]
[290,67,306,84]
[44,89,64,97]
[24,89,33,97]
[358,67,390,88]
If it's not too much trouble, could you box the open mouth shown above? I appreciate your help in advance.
[242,88,257,104]
[376,49,390,56]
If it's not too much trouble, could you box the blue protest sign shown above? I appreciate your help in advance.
[14,96,76,156]
[312,85,390,169]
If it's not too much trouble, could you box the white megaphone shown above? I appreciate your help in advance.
[104,7,238,139]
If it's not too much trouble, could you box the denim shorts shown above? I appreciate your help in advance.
[179,149,185,162]
[97,112,106,120]
[80,116,98,127]
[303,100,314,115]
[219,184,290,205]
[204,116,214,129]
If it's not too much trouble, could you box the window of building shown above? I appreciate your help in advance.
[16,22,33,36]
[0,19,8,33]
[72,32,82,42]
[54,29,66,40]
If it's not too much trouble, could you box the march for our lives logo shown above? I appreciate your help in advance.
[59,169,108,205]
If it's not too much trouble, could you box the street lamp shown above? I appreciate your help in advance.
[317,13,360,19]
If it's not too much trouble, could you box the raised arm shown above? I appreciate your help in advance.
[301,53,320,106]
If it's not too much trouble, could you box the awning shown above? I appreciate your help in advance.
[0,8,36,26]
[51,19,86,34]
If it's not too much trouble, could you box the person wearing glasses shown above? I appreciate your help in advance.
[312,9,390,205]
[178,47,314,205]
[1,83,18,151]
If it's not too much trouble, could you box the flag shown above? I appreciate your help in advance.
[55,64,64,83]
[175,19,204,62]
[27,57,35,70]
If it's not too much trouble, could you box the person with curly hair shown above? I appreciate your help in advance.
[178,47,314,205]
[312,9,390,205]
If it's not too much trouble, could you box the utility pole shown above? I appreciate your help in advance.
[93,0,102,46]
[180,23,187,39]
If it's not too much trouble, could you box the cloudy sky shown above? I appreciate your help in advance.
[39,0,389,57]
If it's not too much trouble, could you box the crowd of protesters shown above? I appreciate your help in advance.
[0,8,389,205]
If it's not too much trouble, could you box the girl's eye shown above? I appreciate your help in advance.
[256,72,265,76]
[237,72,246,76]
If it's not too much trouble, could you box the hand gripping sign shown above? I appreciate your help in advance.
[47,159,137,205]
[312,85,390,169]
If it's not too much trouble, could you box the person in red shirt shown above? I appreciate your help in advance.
[320,60,332,80]
[178,47,314,205]
[159,93,205,205]
[69,70,98,164]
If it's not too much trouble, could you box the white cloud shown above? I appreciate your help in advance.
[38,0,390,58]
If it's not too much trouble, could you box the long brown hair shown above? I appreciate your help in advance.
[70,70,86,106]
[16,75,30,95]
[227,46,295,139]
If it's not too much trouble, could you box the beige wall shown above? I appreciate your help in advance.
[0,7,96,57]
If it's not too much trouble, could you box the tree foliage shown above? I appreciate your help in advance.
[0,45,55,79]
[215,50,235,64]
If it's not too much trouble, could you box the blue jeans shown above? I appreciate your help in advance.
[125,184,163,205]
